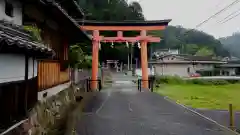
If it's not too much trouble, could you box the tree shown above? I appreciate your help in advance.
[77,0,145,63]
[68,45,85,68]
[184,44,199,55]
[80,55,92,69]
[149,25,229,57]
[219,33,240,58]
[195,47,214,56]
[75,0,229,61]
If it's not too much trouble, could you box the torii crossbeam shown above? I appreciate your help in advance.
[79,20,171,91]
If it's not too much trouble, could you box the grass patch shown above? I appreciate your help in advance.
[155,84,240,110]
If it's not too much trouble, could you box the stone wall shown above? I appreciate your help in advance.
[3,86,80,135]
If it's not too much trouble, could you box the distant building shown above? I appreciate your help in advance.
[222,56,240,61]
[149,54,226,77]
[153,49,179,58]
[217,60,240,76]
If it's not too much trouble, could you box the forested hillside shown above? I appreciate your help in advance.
[150,26,229,57]
[219,33,240,58]
[74,0,229,62]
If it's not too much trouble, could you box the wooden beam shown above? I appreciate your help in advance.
[94,36,161,42]
[80,25,166,31]
[24,54,29,113]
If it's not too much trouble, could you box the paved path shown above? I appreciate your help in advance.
[195,109,240,132]
[76,74,237,135]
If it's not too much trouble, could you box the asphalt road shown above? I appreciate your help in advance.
[195,109,240,132]
[76,75,237,135]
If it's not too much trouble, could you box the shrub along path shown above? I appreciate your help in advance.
[75,74,237,135]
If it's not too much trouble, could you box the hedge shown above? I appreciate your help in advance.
[155,76,240,86]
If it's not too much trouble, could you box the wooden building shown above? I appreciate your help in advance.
[0,0,89,131]
[0,20,54,130]
[22,0,90,96]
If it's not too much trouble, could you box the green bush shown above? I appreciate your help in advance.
[211,79,229,85]
[155,76,186,84]
[187,79,229,85]
[155,75,239,86]
[187,79,211,85]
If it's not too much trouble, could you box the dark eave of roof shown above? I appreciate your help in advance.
[149,61,226,64]
[0,21,54,56]
[218,64,240,68]
[55,0,84,18]
[77,19,172,26]
[23,0,91,42]
[52,2,91,42]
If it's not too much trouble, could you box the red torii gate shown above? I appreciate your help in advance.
[79,20,171,90]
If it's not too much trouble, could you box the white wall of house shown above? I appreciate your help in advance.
[153,55,217,77]
[0,54,37,83]
[155,64,190,77]
[154,63,214,77]
[0,0,22,25]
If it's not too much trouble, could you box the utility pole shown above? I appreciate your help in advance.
[130,43,133,70]
[150,44,153,60]
[135,58,138,69]
[128,53,130,70]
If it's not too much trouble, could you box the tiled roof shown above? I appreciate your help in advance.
[0,20,54,55]
[178,54,218,61]
[156,54,219,61]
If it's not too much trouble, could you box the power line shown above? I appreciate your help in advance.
[178,0,240,38]
[218,7,240,23]
[195,0,240,28]
[221,10,240,23]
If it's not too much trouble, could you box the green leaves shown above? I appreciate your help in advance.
[150,25,229,57]
[24,25,43,42]
[195,47,214,56]
[69,45,85,68]
[75,0,145,62]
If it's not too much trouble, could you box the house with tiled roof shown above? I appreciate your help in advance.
[0,0,90,131]
[149,54,226,77]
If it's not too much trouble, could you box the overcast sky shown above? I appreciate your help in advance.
[129,0,240,38]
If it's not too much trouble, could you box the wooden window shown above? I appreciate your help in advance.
[5,0,14,17]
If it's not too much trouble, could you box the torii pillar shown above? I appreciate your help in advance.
[91,30,100,90]
[140,30,149,89]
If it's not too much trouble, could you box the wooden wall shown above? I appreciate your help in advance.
[38,60,69,91]
[24,4,71,91]
[0,77,37,130]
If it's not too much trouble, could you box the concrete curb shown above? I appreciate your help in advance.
[163,96,240,135]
